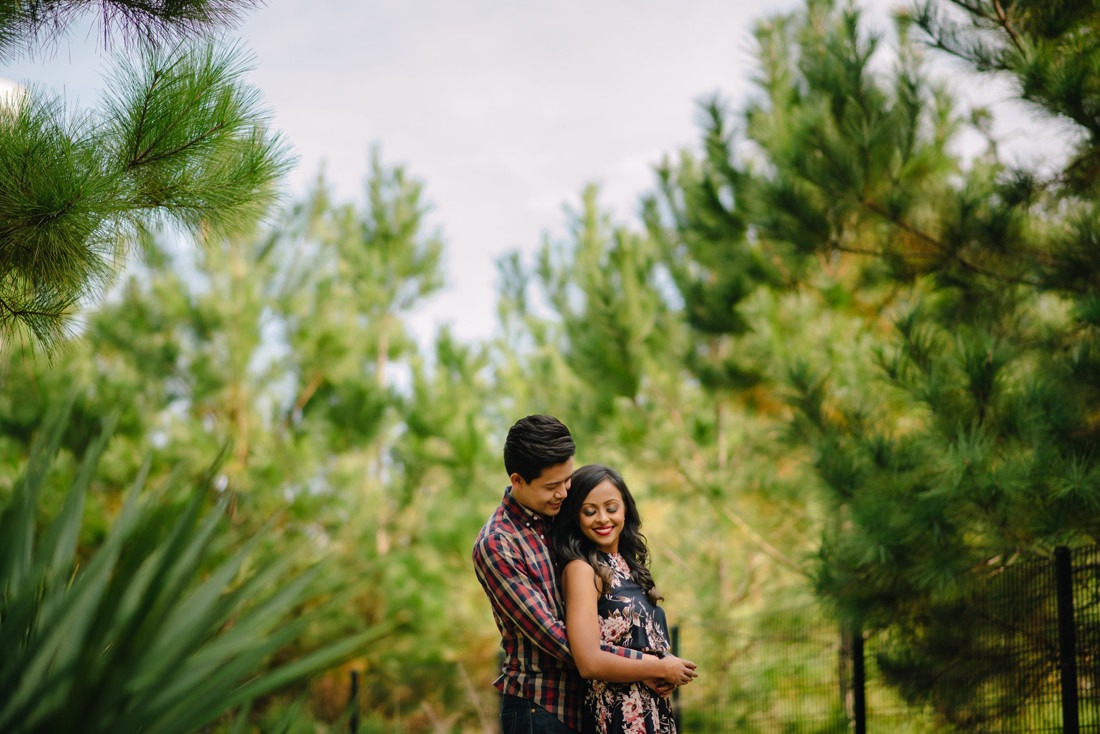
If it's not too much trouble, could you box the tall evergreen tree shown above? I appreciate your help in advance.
[494,183,816,617]
[648,0,1100,724]
[0,149,505,729]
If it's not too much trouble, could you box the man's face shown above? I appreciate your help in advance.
[510,458,574,517]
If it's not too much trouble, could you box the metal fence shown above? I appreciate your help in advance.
[673,545,1100,733]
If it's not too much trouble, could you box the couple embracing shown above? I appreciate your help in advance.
[473,415,699,734]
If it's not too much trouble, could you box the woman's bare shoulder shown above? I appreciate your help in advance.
[562,558,596,577]
[562,558,603,595]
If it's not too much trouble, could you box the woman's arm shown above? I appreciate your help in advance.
[562,560,697,684]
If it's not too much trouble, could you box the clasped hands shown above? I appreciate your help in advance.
[643,654,698,698]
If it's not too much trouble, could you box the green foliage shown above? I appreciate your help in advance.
[495,180,820,646]
[0,91,119,347]
[0,1,263,63]
[0,0,287,351]
[643,0,1100,724]
[0,147,504,730]
[0,400,386,734]
[529,184,682,421]
[645,100,785,393]
[104,41,292,236]
[7,1,1100,729]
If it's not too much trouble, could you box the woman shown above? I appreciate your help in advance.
[552,464,696,734]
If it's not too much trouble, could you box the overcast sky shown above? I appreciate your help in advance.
[3,0,1057,345]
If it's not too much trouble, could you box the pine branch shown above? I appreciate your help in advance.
[989,0,1025,55]
[854,195,1044,287]
[910,1,1005,72]
[0,27,289,352]
[0,0,266,62]
[104,40,293,236]
[0,276,81,351]
[671,462,808,576]
[0,89,121,349]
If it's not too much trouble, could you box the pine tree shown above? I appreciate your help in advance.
[493,183,816,623]
[0,0,288,351]
[0,150,505,728]
[649,0,1100,724]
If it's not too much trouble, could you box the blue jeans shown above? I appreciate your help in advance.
[500,693,578,734]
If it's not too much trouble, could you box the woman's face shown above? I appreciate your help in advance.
[578,479,625,554]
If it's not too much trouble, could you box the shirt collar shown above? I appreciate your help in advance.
[502,486,547,524]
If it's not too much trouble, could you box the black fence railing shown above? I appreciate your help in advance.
[672,544,1100,733]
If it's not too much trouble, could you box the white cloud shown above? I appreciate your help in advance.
[0,77,25,110]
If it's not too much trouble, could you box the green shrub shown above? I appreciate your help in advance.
[0,401,385,734]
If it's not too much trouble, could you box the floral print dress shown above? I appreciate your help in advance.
[587,552,676,734]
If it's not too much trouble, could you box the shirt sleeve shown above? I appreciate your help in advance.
[472,532,643,662]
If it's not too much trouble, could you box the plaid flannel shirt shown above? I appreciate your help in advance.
[472,488,643,731]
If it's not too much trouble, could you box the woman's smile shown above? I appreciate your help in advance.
[578,480,625,553]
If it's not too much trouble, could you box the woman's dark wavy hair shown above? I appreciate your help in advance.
[552,464,662,606]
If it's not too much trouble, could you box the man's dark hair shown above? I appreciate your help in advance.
[503,415,575,482]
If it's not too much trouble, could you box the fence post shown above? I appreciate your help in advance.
[349,669,360,734]
[1054,546,1079,734]
[851,618,866,734]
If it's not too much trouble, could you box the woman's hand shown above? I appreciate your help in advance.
[659,654,698,686]
[643,679,676,697]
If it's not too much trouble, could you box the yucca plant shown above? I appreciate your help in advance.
[0,401,386,734]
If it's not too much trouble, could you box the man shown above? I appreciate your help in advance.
[472,415,691,733]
